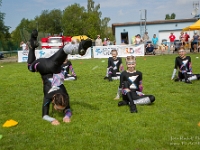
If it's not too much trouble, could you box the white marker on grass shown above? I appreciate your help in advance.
[92,66,98,70]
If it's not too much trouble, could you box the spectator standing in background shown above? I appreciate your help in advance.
[152,34,158,49]
[107,38,111,45]
[142,32,149,44]
[103,38,107,46]
[20,41,27,51]
[135,34,143,45]
[184,32,190,49]
[95,35,103,46]
[169,32,176,47]
[184,32,190,44]
[191,32,199,53]
[179,31,185,46]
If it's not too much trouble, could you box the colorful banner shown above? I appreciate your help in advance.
[18,44,144,62]
[93,44,144,58]
[18,51,29,63]
[18,48,92,63]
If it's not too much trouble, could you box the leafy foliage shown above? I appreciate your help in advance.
[0,0,12,51]
[171,13,176,19]
[62,3,86,36]
[10,0,112,48]
[165,13,176,20]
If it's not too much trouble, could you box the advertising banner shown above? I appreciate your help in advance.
[93,44,144,58]
[18,45,144,62]
[18,47,92,62]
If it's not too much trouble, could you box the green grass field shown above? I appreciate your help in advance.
[1,54,200,150]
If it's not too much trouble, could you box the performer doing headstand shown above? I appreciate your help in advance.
[117,56,155,113]
[27,29,92,125]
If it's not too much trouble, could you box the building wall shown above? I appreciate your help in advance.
[114,20,196,45]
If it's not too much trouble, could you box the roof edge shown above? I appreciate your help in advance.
[112,18,198,27]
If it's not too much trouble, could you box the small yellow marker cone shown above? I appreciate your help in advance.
[2,119,18,127]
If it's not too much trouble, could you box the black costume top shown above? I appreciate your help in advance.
[107,57,122,72]
[174,56,192,73]
[119,70,142,92]
[41,74,70,117]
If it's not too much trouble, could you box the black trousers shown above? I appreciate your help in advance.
[27,48,67,75]
[122,81,155,103]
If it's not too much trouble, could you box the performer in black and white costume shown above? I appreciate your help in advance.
[27,29,92,125]
[117,56,155,113]
[171,46,200,84]
[40,73,72,125]
[104,49,124,81]
[61,57,77,81]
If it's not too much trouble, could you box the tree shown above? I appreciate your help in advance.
[36,9,62,35]
[62,3,86,36]
[0,0,12,51]
[62,0,111,39]
[87,0,111,39]
[165,14,171,20]
[165,13,176,20]
[11,0,113,47]
[35,10,50,33]
[12,18,32,46]
[12,9,63,46]
[86,0,102,38]
[171,13,176,19]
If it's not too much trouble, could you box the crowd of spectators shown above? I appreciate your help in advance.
[95,31,200,53]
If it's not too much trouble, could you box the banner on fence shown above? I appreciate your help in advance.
[18,48,92,62]
[18,44,144,62]
[18,51,29,62]
[93,44,144,58]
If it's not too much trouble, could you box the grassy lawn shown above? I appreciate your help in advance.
[0,53,200,150]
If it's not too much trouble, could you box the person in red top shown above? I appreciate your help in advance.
[184,32,190,43]
[169,32,176,47]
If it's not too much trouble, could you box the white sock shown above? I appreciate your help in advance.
[112,77,118,80]
[64,77,76,81]
[114,94,120,100]
[105,68,109,77]
[188,75,197,81]
[134,97,151,105]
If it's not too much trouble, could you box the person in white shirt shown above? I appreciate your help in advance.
[20,41,27,50]
[95,35,103,46]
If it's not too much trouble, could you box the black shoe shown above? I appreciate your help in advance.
[185,80,192,84]
[27,29,39,49]
[104,76,108,80]
[108,76,112,81]
[74,76,77,80]
[174,78,180,82]
[78,39,92,56]
[130,104,138,113]
[197,74,200,80]
[118,101,128,106]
